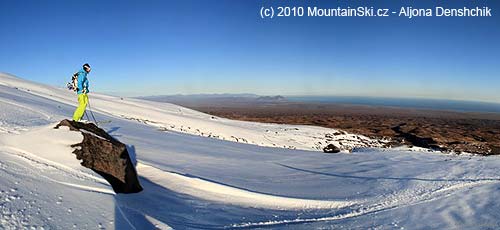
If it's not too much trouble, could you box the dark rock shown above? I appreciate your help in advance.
[55,119,143,193]
[323,144,341,153]
[391,124,445,151]
[488,145,500,155]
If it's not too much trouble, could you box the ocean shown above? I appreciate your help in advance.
[287,96,500,113]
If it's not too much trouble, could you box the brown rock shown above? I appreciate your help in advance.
[323,144,341,153]
[55,119,143,193]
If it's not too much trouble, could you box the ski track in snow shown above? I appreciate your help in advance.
[132,161,500,228]
[230,180,497,228]
[137,162,358,210]
[115,204,139,230]
[144,215,173,230]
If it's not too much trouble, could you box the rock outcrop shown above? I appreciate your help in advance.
[323,144,341,153]
[55,119,143,193]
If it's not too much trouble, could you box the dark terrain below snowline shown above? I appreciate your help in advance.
[161,101,500,155]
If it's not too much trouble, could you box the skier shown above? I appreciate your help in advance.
[72,63,91,122]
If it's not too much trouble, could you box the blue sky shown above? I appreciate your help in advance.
[1,0,499,102]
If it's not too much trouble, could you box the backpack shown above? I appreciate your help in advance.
[66,72,79,92]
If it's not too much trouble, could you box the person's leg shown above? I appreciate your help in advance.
[72,94,88,121]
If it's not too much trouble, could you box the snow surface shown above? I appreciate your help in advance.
[0,73,385,152]
[1,72,500,229]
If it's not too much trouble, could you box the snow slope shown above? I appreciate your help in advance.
[1,72,500,229]
[0,73,384,152]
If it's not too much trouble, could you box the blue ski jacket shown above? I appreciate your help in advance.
[76,69,89,95]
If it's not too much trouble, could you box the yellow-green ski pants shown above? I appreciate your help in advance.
[72,93,88,121]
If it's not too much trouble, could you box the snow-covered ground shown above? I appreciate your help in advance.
[1,72,500,229]
[0,73,385,153]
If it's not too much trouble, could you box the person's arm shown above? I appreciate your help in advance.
[77,71,85,93]
[84,77,89,93]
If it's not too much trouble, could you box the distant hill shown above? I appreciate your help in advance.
[256,95,286,101]
[141,93,259,100]
[139,94,288,106]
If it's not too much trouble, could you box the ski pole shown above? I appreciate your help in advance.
[87,95,99,126]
